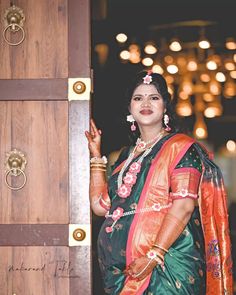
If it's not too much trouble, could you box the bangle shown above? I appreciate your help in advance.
[90,168,107,172]
[146,249,164,264]
[92,194,110,211]
[152,244,169,253]
[99,196,111,210]
[90,156,107,165]
[90,164,107,168]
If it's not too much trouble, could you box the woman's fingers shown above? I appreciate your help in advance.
[85,131,92,141]
[90,119,98,134]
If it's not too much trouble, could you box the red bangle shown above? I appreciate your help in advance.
[99,197,110,211]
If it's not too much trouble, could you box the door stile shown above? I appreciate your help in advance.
[68,1,92,294]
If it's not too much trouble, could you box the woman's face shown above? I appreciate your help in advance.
[129,84,166,128]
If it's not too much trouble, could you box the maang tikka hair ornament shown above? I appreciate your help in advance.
[127,114,136,131]
[143,70,153,84]
[164,114,171,131]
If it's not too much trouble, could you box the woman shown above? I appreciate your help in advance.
[85,71,233,294]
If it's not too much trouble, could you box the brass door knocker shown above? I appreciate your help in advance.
[5,149,27,190]
[2,5,25,46]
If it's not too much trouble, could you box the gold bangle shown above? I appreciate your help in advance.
[152,244,169,253]
[90,168,107,172]
[90,164,107,168]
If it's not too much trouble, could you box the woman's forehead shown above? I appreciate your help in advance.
[132,84,158,95]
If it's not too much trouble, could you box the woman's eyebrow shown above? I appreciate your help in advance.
[132,93,159,96]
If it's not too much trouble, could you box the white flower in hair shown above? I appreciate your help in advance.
[143,70,153,84]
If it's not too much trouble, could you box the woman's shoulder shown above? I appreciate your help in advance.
[165,132,195,147]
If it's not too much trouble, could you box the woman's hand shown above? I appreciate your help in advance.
[85,119,102,157]
[124,256,157,281]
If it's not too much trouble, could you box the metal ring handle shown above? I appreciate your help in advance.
[5,168,27,190]
[3,23,25,46]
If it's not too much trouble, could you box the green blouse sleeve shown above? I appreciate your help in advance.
[175,144,202,173]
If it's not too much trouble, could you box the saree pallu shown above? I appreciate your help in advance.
[97,134,233,294]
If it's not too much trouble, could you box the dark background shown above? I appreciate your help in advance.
[92,0,236,155]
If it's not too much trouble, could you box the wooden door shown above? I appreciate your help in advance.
[0,1,92,294]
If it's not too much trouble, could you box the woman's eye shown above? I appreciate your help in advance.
[132,96,142,101]
[151,96,160,100]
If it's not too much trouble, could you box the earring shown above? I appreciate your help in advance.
[164,114,171,131]
[127,114,136,131]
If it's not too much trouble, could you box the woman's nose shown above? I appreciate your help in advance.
[141,97,151,107]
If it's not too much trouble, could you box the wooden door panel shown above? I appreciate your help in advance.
[0,101,68,224]
[0,0,68,79]
[1,247,70,295]
[0,0,92,293]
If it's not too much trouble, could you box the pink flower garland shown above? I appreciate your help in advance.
[117,162,141,198]
[105,207,124,233]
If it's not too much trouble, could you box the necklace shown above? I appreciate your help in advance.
[117,129,165,198]
[136,133,164,152]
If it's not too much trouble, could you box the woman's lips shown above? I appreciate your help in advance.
[140,109,153,115]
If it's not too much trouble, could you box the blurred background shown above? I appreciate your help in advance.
[91,0,236,293]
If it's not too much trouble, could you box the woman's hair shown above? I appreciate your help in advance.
[125,70,179,137]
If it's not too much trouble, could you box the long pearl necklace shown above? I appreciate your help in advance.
[117,130,165,191]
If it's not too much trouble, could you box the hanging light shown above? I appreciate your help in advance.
[167,64,178,74]
[95,43,109,65]
[203,93,215,102]
[193,113,208,139]
[116,33,128,43]
[225,38,236,50]
[204,97,223,118]
[187,60,198,71]
[223,80,236,98]
[233,53,236,63]
[165,75,174,84]
[200,73,211,83]
[129,44,141,63]
[142,57,154,67]
[224,61,235,71]
[230,71,236,79]
[209,80,221,95]
[206,60,217,70]
[226,140,236,153]
[176,98,193,116]
[164,55,174,64]
[181,79,193,95]
[179,91,189,100]
[215,72,226,82]
[169,39,182,52]
[198,37,211,49]
[120,50,130,60]
[152,64,164,74]
[144,43,157,54]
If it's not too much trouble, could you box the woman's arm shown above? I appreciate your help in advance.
[85,119,111,216]
[125,198,195,281]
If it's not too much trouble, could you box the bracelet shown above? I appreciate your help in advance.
[132,259,153,278]
[90,164,107,169]
[152,243,169,253]
[99,196,111,210]
[146,249,164,263]
[90,167,107,172]
[92,194,110,210]
[90,156,107,165]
